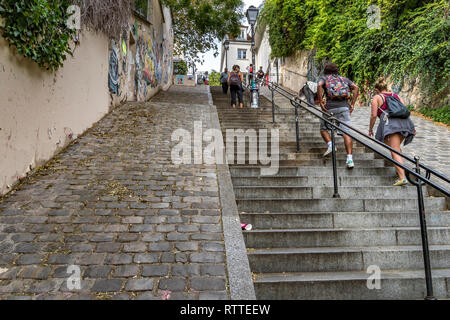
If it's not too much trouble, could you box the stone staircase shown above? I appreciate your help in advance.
[210,87,450,299]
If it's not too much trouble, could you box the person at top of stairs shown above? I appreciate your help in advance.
[228,65,244,109]
[317,63,359,169]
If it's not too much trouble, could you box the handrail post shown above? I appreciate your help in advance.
[295,106,300,153]
[271,87,275,123]
[413,156,436,300]
[330,117,340,198]
[245,85,250,108]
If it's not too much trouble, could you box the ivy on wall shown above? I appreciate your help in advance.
[260,0,450,107]
[0,0,76,70]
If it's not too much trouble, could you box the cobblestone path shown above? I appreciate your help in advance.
[0,86,228,300]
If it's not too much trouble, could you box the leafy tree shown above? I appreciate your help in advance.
[173,60,188,75]
[161,0,244,64]
[259,0,449,107]
[209,70,221,86]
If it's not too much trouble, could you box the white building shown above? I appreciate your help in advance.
[220,25,252,77]
[219,20,283,86]
[254,20,282,85]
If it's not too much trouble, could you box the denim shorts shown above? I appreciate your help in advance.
[320,107,351,135]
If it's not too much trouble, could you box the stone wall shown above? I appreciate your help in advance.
[279,51,310,94]
[278,49,425,107]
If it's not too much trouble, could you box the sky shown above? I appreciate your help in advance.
[197,0,264,73]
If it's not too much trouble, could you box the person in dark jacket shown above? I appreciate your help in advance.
[257,67,265,84]
[220,68,229,94]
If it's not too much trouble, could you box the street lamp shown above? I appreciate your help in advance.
[224,40,230,71]
[246,5,259,108]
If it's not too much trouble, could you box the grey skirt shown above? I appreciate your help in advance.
[375,114,415,146]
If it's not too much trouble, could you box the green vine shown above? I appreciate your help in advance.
[173,60,188,75]
[260,0,450,108]
[0,0,76,70]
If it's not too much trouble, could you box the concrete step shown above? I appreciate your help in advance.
[223,142,365,152]
[230,152,375,161]
[232,175,397,187]
[247,245,450,273]
[218,116,318,122]
[222,136,344,143]
[238,211,450,229]
[228,158,385,167]
[234,186,420,199]
[213,88,450,300]
[299,145,367,154]
[219,125,293,131]
[229,166,397,177]
[243,227,450,248]
[220,124,324,130]
[218,113,293,118]
[253,268,450,299]
[236,197,447,213]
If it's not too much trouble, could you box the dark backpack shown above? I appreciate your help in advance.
[230,72,241,86]
[324,74,351,100]
[380,94,410,119]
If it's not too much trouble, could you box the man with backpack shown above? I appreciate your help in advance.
[220,68,229,94]
[317,63,359,169]
[257,67,265,83]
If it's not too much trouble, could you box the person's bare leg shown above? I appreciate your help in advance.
[321,130,335,157]
[385,134,406,180]
[343,134,353,155]
[321,130,331,143]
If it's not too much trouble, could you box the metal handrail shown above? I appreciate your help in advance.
[250,79,450,196]
[282,83,450,183]
[241,78,450,300]
[272,81,450,184]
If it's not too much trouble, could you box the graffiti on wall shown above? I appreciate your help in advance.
[135,37,148,101]
[176,75,184,85]
[133,24,166,100]
[110,19,173,102]
[121,39,127,72]
[108,40,119,95]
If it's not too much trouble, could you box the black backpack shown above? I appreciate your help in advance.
[379,94,410,119]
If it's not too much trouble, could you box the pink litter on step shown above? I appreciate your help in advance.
[241,223,252,231]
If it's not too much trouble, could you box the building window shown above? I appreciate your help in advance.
[238,49,247,60]
[240,29,246,39]
[134,0,148,20]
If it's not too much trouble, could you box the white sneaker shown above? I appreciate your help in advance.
[323,145,336,157]
[346,159,355,169]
